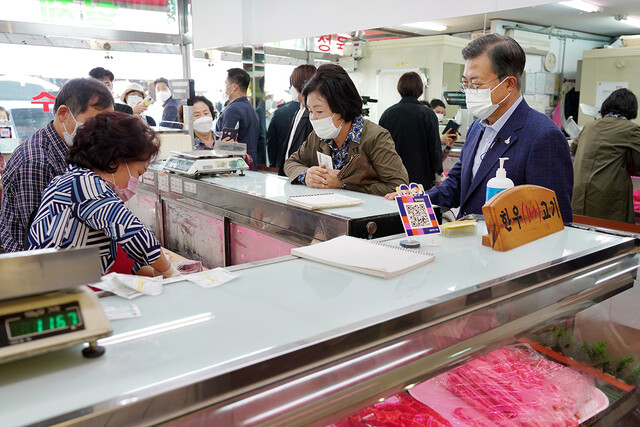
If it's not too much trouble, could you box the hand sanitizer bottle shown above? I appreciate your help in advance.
[486,157,514,202]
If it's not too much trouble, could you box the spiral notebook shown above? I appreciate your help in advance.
[287,193,363,210]
[291,235,435,279]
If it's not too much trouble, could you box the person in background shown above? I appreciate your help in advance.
[276,64,317,176]
[387,34,573,222]
[215,68,259,170]
[0,106,9,122]
[255,77,267,166]
[89,67,132,114]
[154,77,182,129]
[284,64,408,196]
[177,95,218,150]
[0,78,114,252]
[28,112,179,278]
[267,99,299,168]
[419,100,432,108]
[572,88,640,223]
[121,83,157,127]
[431,98,459,147]
[379,72,442,189]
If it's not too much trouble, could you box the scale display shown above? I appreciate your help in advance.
[163,150,248,177]
[1,302,85,346]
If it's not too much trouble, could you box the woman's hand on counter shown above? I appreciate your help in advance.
[159,264,181,278]
[384,191,399,200]
[305,166,329,188]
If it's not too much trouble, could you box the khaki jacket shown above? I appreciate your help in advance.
[284,119,409,196]
[572,117,640,223]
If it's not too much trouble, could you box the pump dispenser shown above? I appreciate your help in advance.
[486,157,514,202]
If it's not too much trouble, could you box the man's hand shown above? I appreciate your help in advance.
[441,128,459,146]
[132,101,148,115]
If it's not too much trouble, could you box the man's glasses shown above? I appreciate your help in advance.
[459,77,500,94]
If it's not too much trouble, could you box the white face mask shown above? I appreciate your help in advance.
[289,85,299,101]
[127,95,143,108]
[464,78,511,120]
[61,111,83,147]
[193,116,213,133]
[157,90,171,103]
[311,113,342,140]
[435,113,445,121]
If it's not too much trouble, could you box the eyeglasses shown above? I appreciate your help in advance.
[459,77,500,94]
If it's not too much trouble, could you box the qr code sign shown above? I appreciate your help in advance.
[405,202,431,229]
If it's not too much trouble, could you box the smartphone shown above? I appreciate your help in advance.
[142,95,155,107]
[222,127,239,141]
[442,120,460,135]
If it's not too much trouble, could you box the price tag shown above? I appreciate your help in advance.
[142,171,155,186]
[170,177,183,194]
[184,181,197,193]
[158,173,169,192]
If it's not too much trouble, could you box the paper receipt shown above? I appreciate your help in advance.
[316,151,334,170]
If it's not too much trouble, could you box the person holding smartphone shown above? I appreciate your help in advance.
[121,83,157,127]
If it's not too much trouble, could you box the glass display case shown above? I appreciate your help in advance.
[0,223,638,426]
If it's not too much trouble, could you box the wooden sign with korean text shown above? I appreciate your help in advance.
[482,185,564,251]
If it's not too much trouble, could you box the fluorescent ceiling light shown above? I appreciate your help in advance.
[559,1,602,13]
[620,16,640,28]
[404,22,447,32]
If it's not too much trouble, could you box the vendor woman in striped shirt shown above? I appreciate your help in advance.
[27,111,180,278]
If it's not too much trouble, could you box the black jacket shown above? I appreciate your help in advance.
[267,101,299,167]
[378,96,442,188]
[277,107,313,176]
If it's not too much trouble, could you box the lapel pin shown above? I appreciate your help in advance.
[505,136,511,145]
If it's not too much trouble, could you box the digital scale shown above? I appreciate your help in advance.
[0,247,112,364]
[163,141,249,178]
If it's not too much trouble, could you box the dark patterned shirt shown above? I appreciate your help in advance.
[298,114,365,186]
[0,121,68,252]
[28,165,162,274]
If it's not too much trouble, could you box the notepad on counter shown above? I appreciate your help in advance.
[287,193,363,210]
[291,235,435,279]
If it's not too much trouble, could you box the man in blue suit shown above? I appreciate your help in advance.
[411,34,573,222]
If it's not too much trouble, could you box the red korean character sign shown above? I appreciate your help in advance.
[315,34,351,54]
[31,92,56,113]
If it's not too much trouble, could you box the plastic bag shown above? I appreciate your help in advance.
[409,343,602,426]
[174,259,203,274]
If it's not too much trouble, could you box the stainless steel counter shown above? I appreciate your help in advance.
[128,164,406,268]
[0,224,637,426]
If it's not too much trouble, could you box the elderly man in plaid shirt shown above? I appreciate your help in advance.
[0,78,114,252]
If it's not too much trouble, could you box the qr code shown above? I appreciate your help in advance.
[405,202,431,229]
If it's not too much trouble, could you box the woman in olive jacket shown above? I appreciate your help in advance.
[284,64,408,196]
[572,88,640,223]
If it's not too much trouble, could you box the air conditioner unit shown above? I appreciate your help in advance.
[505,29,552,54]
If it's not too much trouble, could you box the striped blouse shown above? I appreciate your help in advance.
[27,165,162,275]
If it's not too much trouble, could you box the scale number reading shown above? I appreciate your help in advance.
[1,302,85,346]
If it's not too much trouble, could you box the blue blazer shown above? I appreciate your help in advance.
[427,99,574,222]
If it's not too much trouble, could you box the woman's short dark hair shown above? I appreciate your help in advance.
[397,72,424,98]
[177,95,217,123]
[227,68,251,92]
[419,100,432,108]
[601,88,638,120]
[430,99,446,110]
[462,34,526,90]
[290,65,317,93]
[67,112,160,173]
[302,63,363,122]
[54,78,114,116]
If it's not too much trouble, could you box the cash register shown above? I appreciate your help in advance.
[0,247,112,364]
